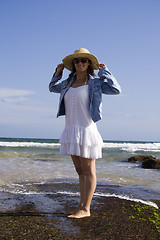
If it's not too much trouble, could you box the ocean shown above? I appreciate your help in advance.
[0,137,160,208]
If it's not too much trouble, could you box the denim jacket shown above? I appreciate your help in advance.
[49,67,121,122]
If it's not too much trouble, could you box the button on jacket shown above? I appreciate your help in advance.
[49,67,121,122]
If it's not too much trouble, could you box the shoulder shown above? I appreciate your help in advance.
[88,76,102,93]
[62,79,68,85]
[89,75,102,85]
[63,73,75,86]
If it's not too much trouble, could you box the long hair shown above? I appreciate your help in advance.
[67,60,95,83]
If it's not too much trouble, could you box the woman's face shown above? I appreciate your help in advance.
[73,58,90,73]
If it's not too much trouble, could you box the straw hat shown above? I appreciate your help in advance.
[62,48,99,71]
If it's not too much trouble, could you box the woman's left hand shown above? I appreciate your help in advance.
[98,63,106,69]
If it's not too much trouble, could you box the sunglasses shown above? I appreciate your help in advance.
[73,58,89,64]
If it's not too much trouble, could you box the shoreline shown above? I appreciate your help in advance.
[0,192,160,239]
[1,179,160,202]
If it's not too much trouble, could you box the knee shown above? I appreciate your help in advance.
[75,166,83,176]
[83,168,95,178]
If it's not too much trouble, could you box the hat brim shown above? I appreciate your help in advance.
[62,53,99,71]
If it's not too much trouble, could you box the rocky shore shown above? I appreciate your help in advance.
[0,192,160,240]
[128,155,160,169]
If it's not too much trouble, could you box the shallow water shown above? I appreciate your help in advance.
[0,138,160,201]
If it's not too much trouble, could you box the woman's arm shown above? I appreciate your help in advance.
[98,64,121,95]
[49,63,64,93]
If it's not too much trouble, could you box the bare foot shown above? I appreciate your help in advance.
[68,209,90,219]
[70,205,83,214]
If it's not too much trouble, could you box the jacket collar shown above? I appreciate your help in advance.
[68,73,94,88]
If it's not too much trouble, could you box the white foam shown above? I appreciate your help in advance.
[1,187,158,209]
[103,142,160,153]
[1,141,160,152]
[57,191,159,209]
[57,191,79,196]
[0,188,54,195]
[0,141,60,148]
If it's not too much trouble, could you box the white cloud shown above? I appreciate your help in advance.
[0,88,35,98]
[0,88,36,104]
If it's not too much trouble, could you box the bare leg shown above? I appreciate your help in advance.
[70,155,85,208]
[68,157,96,218]
[80,157,96,212]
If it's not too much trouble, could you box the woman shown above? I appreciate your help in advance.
[49,48,121,218]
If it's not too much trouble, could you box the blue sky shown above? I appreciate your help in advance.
[0,0,160,141]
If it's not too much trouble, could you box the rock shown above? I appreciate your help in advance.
[142,159,160,169]
[128,155,157,163]
[128,155,160,169]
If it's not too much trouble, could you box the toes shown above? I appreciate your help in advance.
[67,214,75,218]
[67,210,90,218]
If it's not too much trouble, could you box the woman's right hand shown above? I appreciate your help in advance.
[98,63,106,69]
[54,63,64,77]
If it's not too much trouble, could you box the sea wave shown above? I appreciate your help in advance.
[0,141,60,148]
[57,191,159,209]
[103,142,160,152]
[1,140,160,153]
[0,151,58,160]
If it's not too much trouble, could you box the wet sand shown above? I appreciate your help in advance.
[0,183,160,240]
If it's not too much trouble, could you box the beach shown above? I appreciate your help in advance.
[0,138,160,239]
[0,182,160,240]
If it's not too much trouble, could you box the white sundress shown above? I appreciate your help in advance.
[59,85,103,159]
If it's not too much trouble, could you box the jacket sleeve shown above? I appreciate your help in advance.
[49,73,63,93]
[98,67,121,95]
